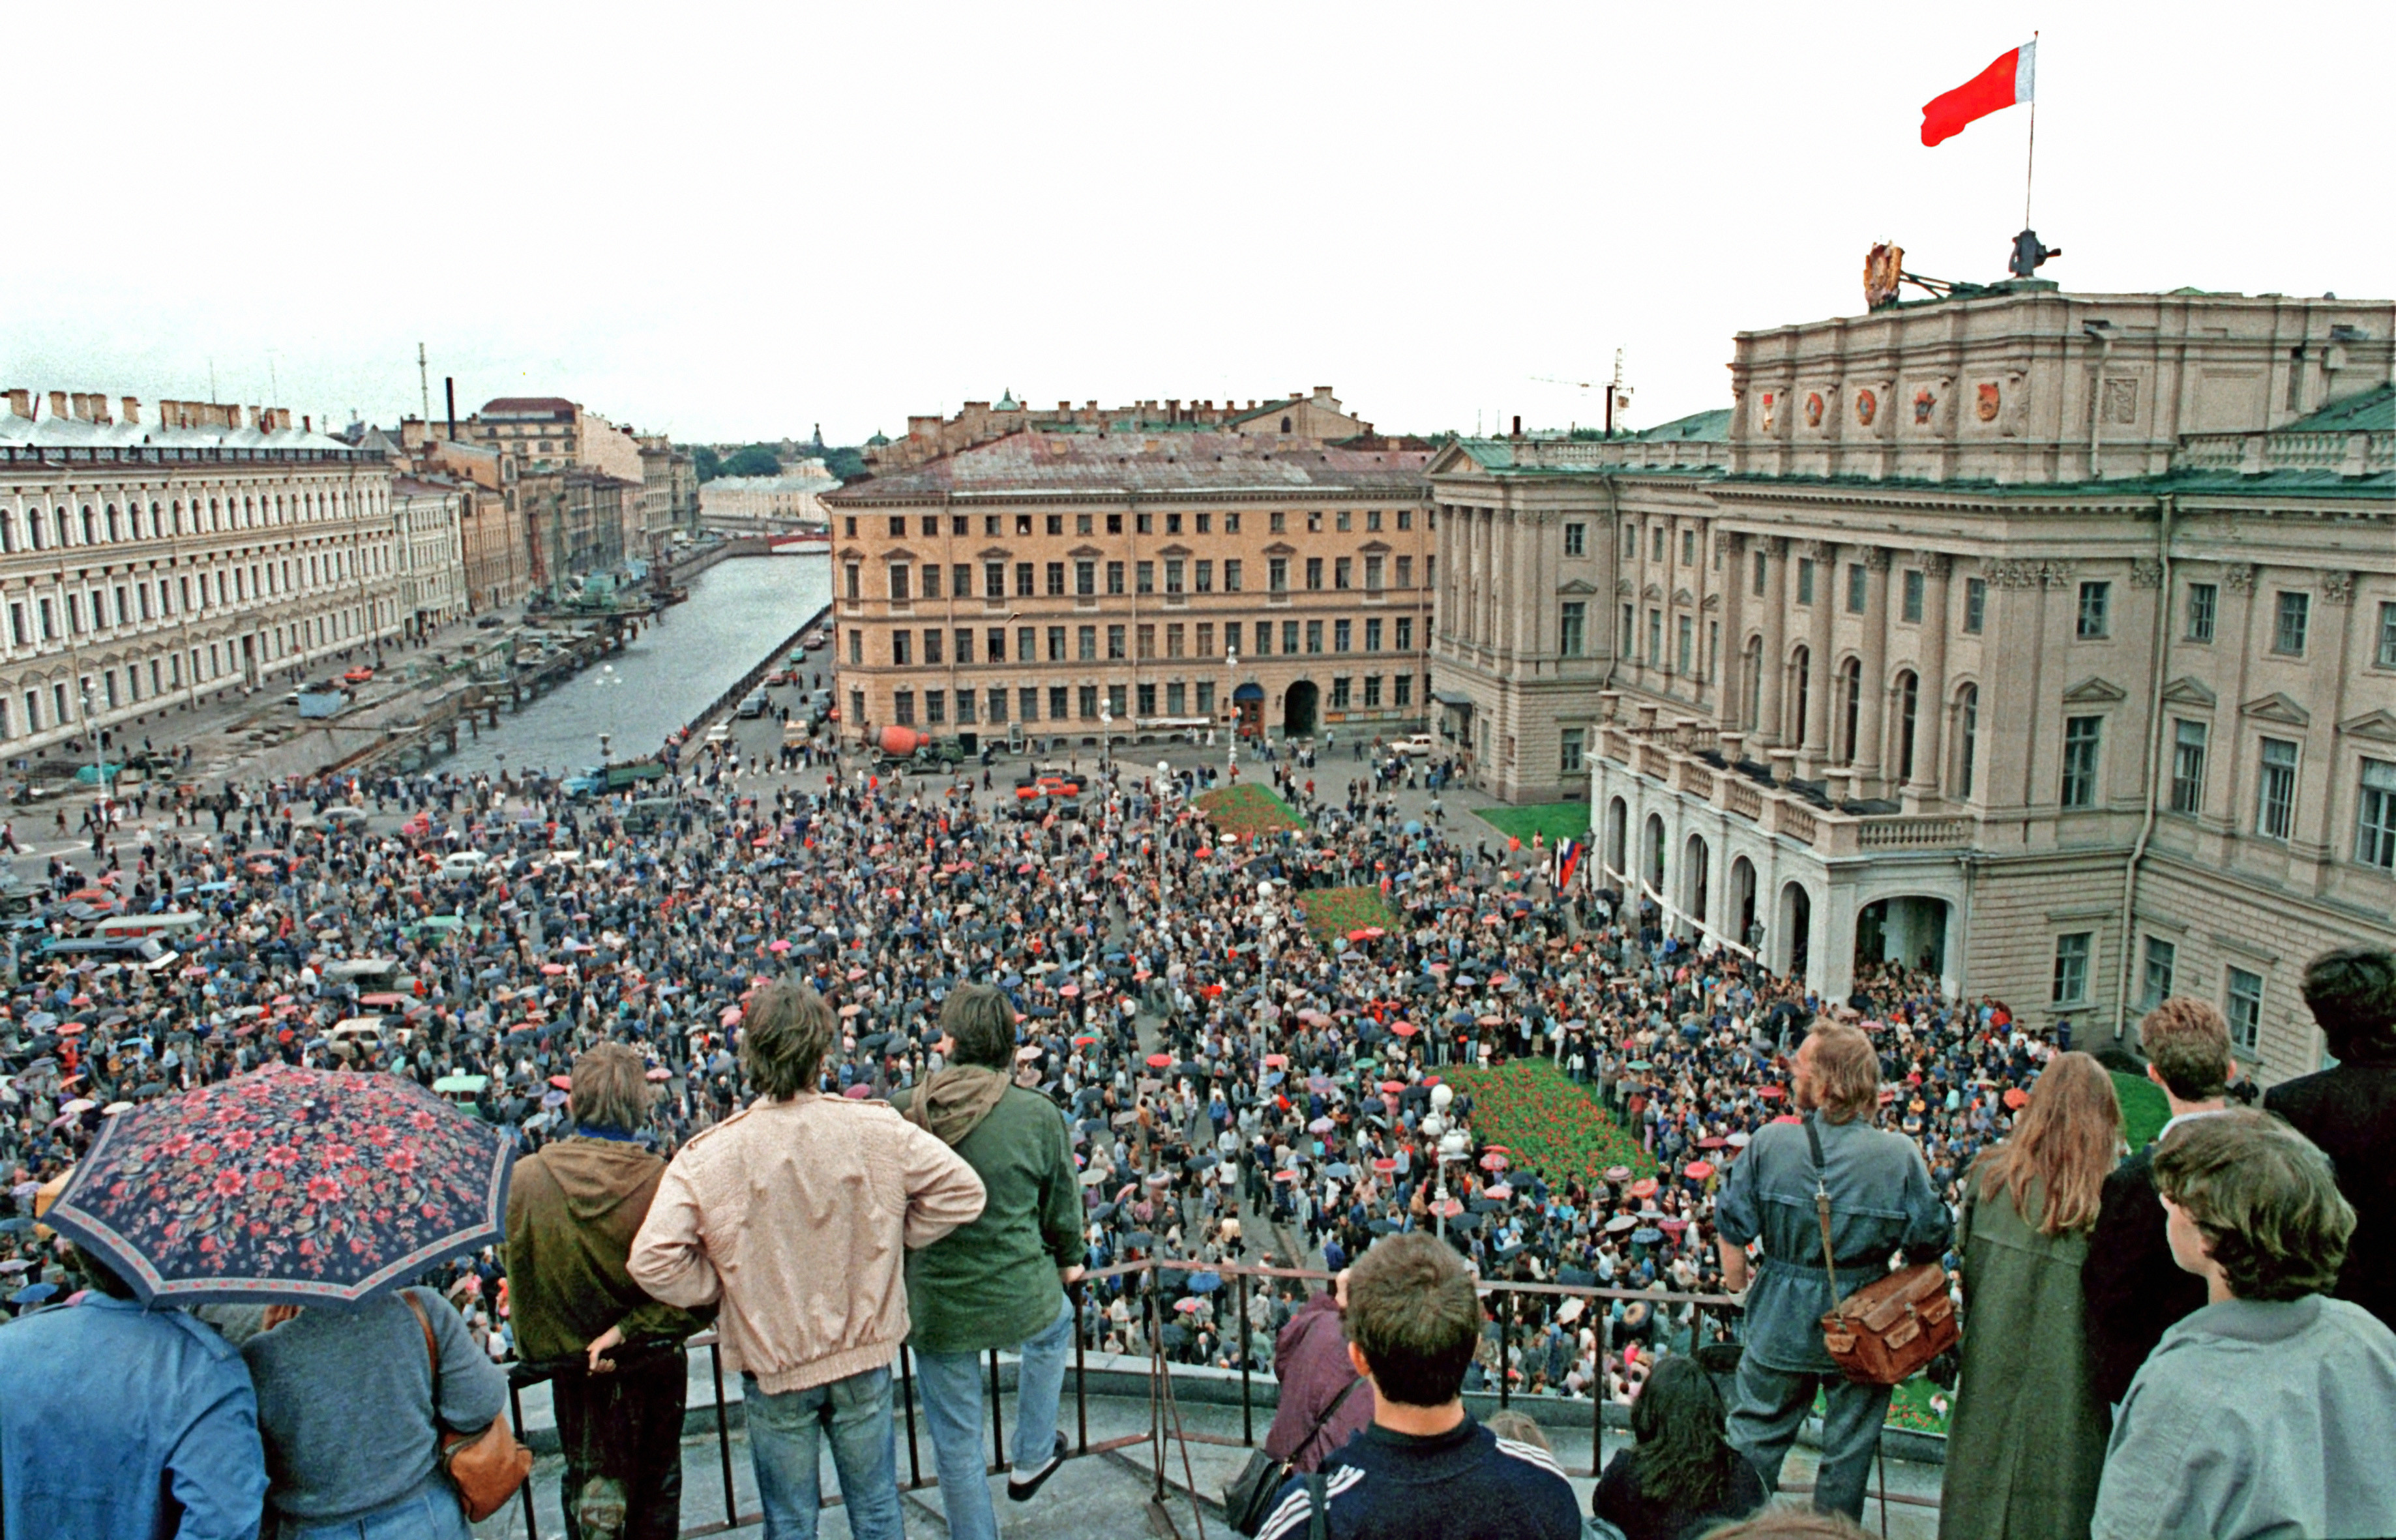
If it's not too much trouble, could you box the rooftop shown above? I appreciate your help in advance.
[827,430,1430,503]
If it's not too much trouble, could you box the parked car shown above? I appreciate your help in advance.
[736,690,771,718]
[437,850,492,880]
[1398,732,1436,756]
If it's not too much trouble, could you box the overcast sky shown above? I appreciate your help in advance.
[5,3,2387,445]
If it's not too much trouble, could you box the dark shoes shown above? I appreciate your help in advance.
[1007,1431,1070,1503]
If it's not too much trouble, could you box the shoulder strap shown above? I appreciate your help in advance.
[1305,1472,1329,1540]
[1804,1115,1840,1283]
[401,1290,442,1397]
[1309,1372,1365,1444]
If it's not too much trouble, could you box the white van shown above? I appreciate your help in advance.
[91,911,206,941]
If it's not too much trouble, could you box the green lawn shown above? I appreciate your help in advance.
[1193,783,1305,837]
[2113,1070,2169,1151]
[1440,1060,1655,1183]
[1473,802,1592,844]
[1292,885,1402,945]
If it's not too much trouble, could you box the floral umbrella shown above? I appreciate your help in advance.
[42,1065,514,1308]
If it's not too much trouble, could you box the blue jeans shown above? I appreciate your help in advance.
[273,1478,471,1540]
[911,1296,1076,1540]
[1726,1357,1893,1520]
[741,1366,904,1540]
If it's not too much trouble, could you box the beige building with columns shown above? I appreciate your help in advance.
[1428,284,2395,1083]
[825,426,1434,752]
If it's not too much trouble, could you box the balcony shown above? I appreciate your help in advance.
[1598,717,1974,858]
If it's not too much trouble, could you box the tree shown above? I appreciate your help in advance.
[820,446,868,481]
[720,445,781,479]
[692,445,724,482]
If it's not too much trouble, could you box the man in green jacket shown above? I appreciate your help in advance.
[892,983,1085,1540]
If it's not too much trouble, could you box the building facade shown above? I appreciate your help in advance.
[698,464,840,534]
[0,389,403,754]
[637,433,700,554]
[391,476,467,633]
[824,428,1435,751]
[866,387,1377,473]
[1428,286,2396,1084]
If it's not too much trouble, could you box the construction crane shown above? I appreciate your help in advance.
[1532,349,1635,437]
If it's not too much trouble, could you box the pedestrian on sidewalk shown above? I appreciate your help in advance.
[890,983,1086,1538]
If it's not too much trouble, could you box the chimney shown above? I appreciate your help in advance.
[68,392,93,422]
[271,407,292,431]
[4,389,29,419]
[444,376,456,438]
[120,396,141,425]
[48,391,68,420]
[1512,415,1522,437]
[303,415,312,433]
[248,406,265,430]
[1314,386,1334,401]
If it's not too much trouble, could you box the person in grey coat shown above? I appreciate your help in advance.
[2091,1110,2396,1540]
[1715,1021,1951,1520]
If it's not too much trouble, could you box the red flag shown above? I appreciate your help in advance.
[1921,41,2035,146]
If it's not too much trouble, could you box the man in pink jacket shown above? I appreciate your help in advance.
[630,983,985,1540]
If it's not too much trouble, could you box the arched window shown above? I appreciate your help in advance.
[1789,644,1810,743]
[1839,658,1863,762]
[0,512,13,554]
[1645,812,1667,893]
[1895,670,1919,781]
[81,507,96,544]
[171,500,183,534]
[1605,796,1629,876]
[51,509,67,548]
[1955,685,1979,799]
[1743,635,1764,732]
[106,505,121,540]
[1280,416,1292,433]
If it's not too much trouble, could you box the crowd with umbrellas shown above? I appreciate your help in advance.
[1,740,2054,1410]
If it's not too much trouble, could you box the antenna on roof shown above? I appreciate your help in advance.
[1531,349,1634,436]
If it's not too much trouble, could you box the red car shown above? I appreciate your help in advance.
[343,666,375,685]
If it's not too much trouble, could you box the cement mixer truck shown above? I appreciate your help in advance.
[873,724,966,771]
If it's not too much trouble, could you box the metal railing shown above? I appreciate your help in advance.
[498,1256,1938,1538]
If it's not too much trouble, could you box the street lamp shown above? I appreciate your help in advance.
[78,681,108,833]
[1156,759,1172,908]
[1100,706,1112,771]
[1225,647,1239,780]
[1427,1083,1466,1242]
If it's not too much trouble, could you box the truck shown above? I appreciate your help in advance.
[874,724,966,770]
[562,759,669,798]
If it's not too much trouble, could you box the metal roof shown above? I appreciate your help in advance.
[2277,384,2392,435]
[827,432,1429,503]
[0,413,361,455]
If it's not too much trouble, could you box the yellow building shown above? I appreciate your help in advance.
[824,428,1434,752]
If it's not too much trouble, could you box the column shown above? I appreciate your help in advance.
[1715,531,1743,729]
[1854,546,1891,782]
[1758,537,1789,745]
[1801,539,1836,763]
[1906,552,1951,801]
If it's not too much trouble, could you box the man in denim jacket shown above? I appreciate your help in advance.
[1715,1021,1951,1518]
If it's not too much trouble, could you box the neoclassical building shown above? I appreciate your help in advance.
[0,391,403,754]
[1428,286,2394,1081]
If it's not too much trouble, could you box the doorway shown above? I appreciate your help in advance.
[1234,682,1264,737]
[1854,896,1949,979]
[1282,679,1318,737]
[1779,881,1812,980]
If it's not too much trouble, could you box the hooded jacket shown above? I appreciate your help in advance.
[505,1135,713,1365]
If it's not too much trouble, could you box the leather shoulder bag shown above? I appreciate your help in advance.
[1223,1372,1363,1536]
[1804,1114,1957,1385]
[404,1291,534,1522]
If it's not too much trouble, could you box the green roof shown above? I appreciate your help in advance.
[1636,407,1732,443]
[2278,384,2392,434]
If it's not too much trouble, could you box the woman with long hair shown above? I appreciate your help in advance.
[1593,1354,1764,1540]
[1939,1049,2122,1540]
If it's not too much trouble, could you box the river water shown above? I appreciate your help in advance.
[445,555,830,777]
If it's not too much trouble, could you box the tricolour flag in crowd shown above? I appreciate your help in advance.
[1921,40,2035,146]
[1554,838,1584,891]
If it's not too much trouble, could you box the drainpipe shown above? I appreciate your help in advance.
[2112,492,2175,1039]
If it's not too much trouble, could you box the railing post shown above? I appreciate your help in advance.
[710,1341,736,1527]
[509,1380,538,1540]
[1238,1273,1254,1447]
[988,1347,1007,1475]
[1497,1288,1512,1410]
[900,1344,921,1487]
[1072,1281,1089,1456]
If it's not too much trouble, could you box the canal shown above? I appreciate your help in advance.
[446,555,831,777]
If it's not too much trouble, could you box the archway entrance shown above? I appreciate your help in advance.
[1282,679,1318,737]
[1234,681,1264,737]
[1605,797,1629,881]
[1730,857,1759,953]
[1855,896,1949,979]
[1778,881,1812,980]
[1681,833,1710,933]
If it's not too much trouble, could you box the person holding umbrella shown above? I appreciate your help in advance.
[0,1170,268,1540]
[506,1041,713,1540]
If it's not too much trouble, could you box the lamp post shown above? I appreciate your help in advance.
[80,681,106,833]
[1100,706,1112,773]
[1225,647,1239,780]
[1156,759,1172,909]
[1427,1082,1465,1242]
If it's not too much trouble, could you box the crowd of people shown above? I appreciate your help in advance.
[0,714,2391,1540]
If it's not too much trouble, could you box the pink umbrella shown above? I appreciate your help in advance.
[1391,1022,1419,1037]
[719,1005,741,1026]
[843,1084,873,1099]
[769,939,791,953]
[1479,1152,1509,1172]
[1371,1158,1397,1174]
[1684,1161,1715,1181]
[1484,1183,1513,1200]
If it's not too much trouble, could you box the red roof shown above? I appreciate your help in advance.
[479,396,576,417]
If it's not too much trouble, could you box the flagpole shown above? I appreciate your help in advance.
[2022,29,2039,228]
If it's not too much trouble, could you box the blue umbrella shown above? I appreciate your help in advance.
[1187,1271,1224,1294]
[1632,1226,1663,1245]
[43,1065,514,1308]
[10,1282,57,1306]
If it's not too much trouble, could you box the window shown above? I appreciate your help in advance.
[1046,562,1065,597]
[1395,674,1413,707]
[987,688,1011,725]
[1395,617,1413,651]
[1252,621,1269,656]
[983,561,1005,599]
[1137,625,1155,659]
[1015,562,1035,597]
[1136,561,1155,595]
[2187,582,2217,642]
[1684,529,1700,567]
[889,516,908,539]
[1621,604,1636,655]
[920,565,942,600]
[1962,576,1986,634]
[1046,626,1066,662]
[1283,620,1299,654]
[2141,937,2178,1009]
[1333,619,1350,653]
[1108,684,1127,718]
[1560,727,1584,775]
[1651,526,1665,562]
[1329,677,1350,709]
[2256,737,2298,838]
[987,628,1007,662]
[1195,559,1213,593]
[1196,681,1215,713]
[1335,511,1351,532]
[1197,513,1211,535]
[955,690,976,724]
[2061,715,2102,808]
[1365,617,1383,652]
[2170,720,2208,814]
[1902,569,1924,624]
[2377,601,2396,667]
[1623,524,1637,558]
[954,629,973,664]
[1846,563,1869,614]
[2077,581,2110,639]
[1019,687,1040,722]
[924,690,945,724]
[892,690,914,725]
[1895,670,1919,780]
[1647,609,1663,664]
[1048,687,1068,720]
[1107,624,1125,660]
[2053,933,2092,1004]
[1047,514,1065,537]
[1270,511,1286,534]
[1015,515,1033,537]
[1269,559,1288,593]
[1078,685,1099,720]
[1840,659,1862,759]
[848,630,863,664]
[1752,550,1767,596]
[891,630,911,666]
[1329,557,1349,590]
[1017,626,1035,661]
[1395,556,1412,589]
[1305,558,1324,591]
[923,629,943,666]
[1106,561,1125,595]
[2225,966,2264,1056]
[2273,591,2309,656]
[1224,560,1243,591]
[1797,559,1816,606]
[1136,683,1156,715]
[1305,621,1324,654]
[1363,555,1382,591]
[1676,615,1694,675]
[1167,623,1185,658]
[1565,522,1586,557]
[2360,758,2396,870]
[1307,511,1322,533]
[1076,561,1095,596]
[1196,623,1215,657]
[1165,682,1185,715]
[1164,559,1185,595]
[1077,626,1097,661]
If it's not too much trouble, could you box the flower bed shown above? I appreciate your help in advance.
[1292,885,1399,945]
[1439,1059,1655,1183]
[1194,783,1305,838]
